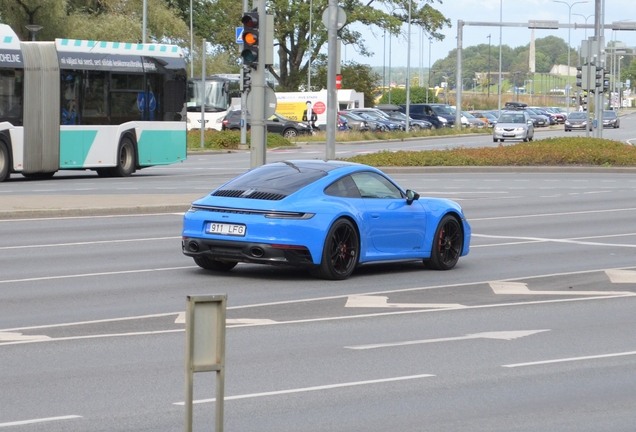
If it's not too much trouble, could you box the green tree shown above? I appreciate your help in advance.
[185,0,450,91]
[313,60,381,107]
[377,87,437,104]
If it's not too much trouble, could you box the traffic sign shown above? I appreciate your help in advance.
[236,27,243,44]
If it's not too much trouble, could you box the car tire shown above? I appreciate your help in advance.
[313,218,359,280]
[230,128,240,132]
[111,136,136,177]
[0,140,9,182]
[424,214,463,271]
[283,128,298,139]
[193,256,238,272]
[411,124,421,131]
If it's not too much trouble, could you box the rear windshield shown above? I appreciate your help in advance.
[217,162,331,196]
[568,112,586,119]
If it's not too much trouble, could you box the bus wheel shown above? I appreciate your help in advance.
[112,136,136,177]
[0,141,9,182]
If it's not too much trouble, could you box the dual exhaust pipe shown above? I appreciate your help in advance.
[187,240,264,258]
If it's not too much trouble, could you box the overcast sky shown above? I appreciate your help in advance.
[339,0,636,68]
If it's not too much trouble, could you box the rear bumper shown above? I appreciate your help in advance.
[182,237,315,267]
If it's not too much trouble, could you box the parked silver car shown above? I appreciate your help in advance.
[493,111,534,142]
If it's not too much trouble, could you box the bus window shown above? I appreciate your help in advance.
[81,71,108,125]
[0,69,23,125]
[61,72,80,125]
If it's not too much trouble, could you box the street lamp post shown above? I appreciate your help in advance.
[572,13,593,39]
[487,34,491,97]
[427,37,432,103]
[25,24,42,41]
[553,0,588,113]
[405,0,412,132]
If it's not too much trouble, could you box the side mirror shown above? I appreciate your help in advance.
[406,189,420,205]
[527,120,533,125]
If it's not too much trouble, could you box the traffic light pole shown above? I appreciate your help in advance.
[249,0,267,168]
[239,0,249,149]
[325,0,338,160]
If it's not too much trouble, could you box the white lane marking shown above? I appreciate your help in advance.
[472,232,636,248]
[605,269,636,283]
[0,415,82,428]
[503,351,636,368]
[473,233,636,248]
[173,374,435,405]
[2,296,632,347]
[470,206,636,221]
[174,313,275,325]
[345,295,464,309]
[0,266,196,285]
[0,213,182,223]
[3,266,636,336]
[0,236,180,250]
[0,329,185,346]
[489,281,634,296]
[0,332,50,342]
[346,330,550,350]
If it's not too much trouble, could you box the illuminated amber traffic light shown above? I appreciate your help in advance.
[241,12,259,68]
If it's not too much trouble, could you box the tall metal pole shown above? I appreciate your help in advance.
[200,39,206,149]
[553,1,588,114]
[250,0,267,167]
[405,0,411,132]
[455,21,463,129]
[427,37,431,103]
[498,0,503,115]
[190,0,194,77]
[240,0,249,149]
[325,0,338,159]
[487,34,491,97]
[142,0,148,43]
[308,0,313,90]
[388,32,392,104]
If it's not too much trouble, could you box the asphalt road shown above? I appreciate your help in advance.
[2,165,636,430]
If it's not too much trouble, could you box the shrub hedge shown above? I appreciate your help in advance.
[344,137,636,167]
[187,130,293,150]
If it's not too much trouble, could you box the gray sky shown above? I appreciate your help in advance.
[339,0,636,68]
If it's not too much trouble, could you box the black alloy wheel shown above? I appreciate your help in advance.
[314,219,359,280]
[425,215,463,271]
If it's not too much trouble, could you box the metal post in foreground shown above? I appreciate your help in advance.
[184,294,227,432]
[250,0,267,167]
[200,39,206,149]
[325,0,338,160]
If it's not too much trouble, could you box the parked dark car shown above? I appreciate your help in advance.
[528,107,557,125]
[398,104,453,128]
[221,110,312,138]
[347,109,404,131]
[338,112,372,132]
[525,108,550,127]
[382,110,433,130]
[602,110,620,128]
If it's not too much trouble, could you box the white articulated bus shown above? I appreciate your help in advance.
[0,24,187,182]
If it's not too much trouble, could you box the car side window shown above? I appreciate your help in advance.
[350,172,403,199]
[324,175,362,198]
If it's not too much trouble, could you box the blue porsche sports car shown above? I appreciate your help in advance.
[182,160,471,280]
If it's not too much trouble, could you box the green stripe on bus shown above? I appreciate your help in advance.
[137,130,187,166]
[59,130,99,168]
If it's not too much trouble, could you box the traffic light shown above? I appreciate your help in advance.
[603,69,610,93]
[242,66,251,93]
[594,66,603,89]
[576,66,582,88]
[241,11,259,68]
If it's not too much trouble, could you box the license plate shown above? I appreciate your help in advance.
[503,133,515,137]
[206,222,246,236]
